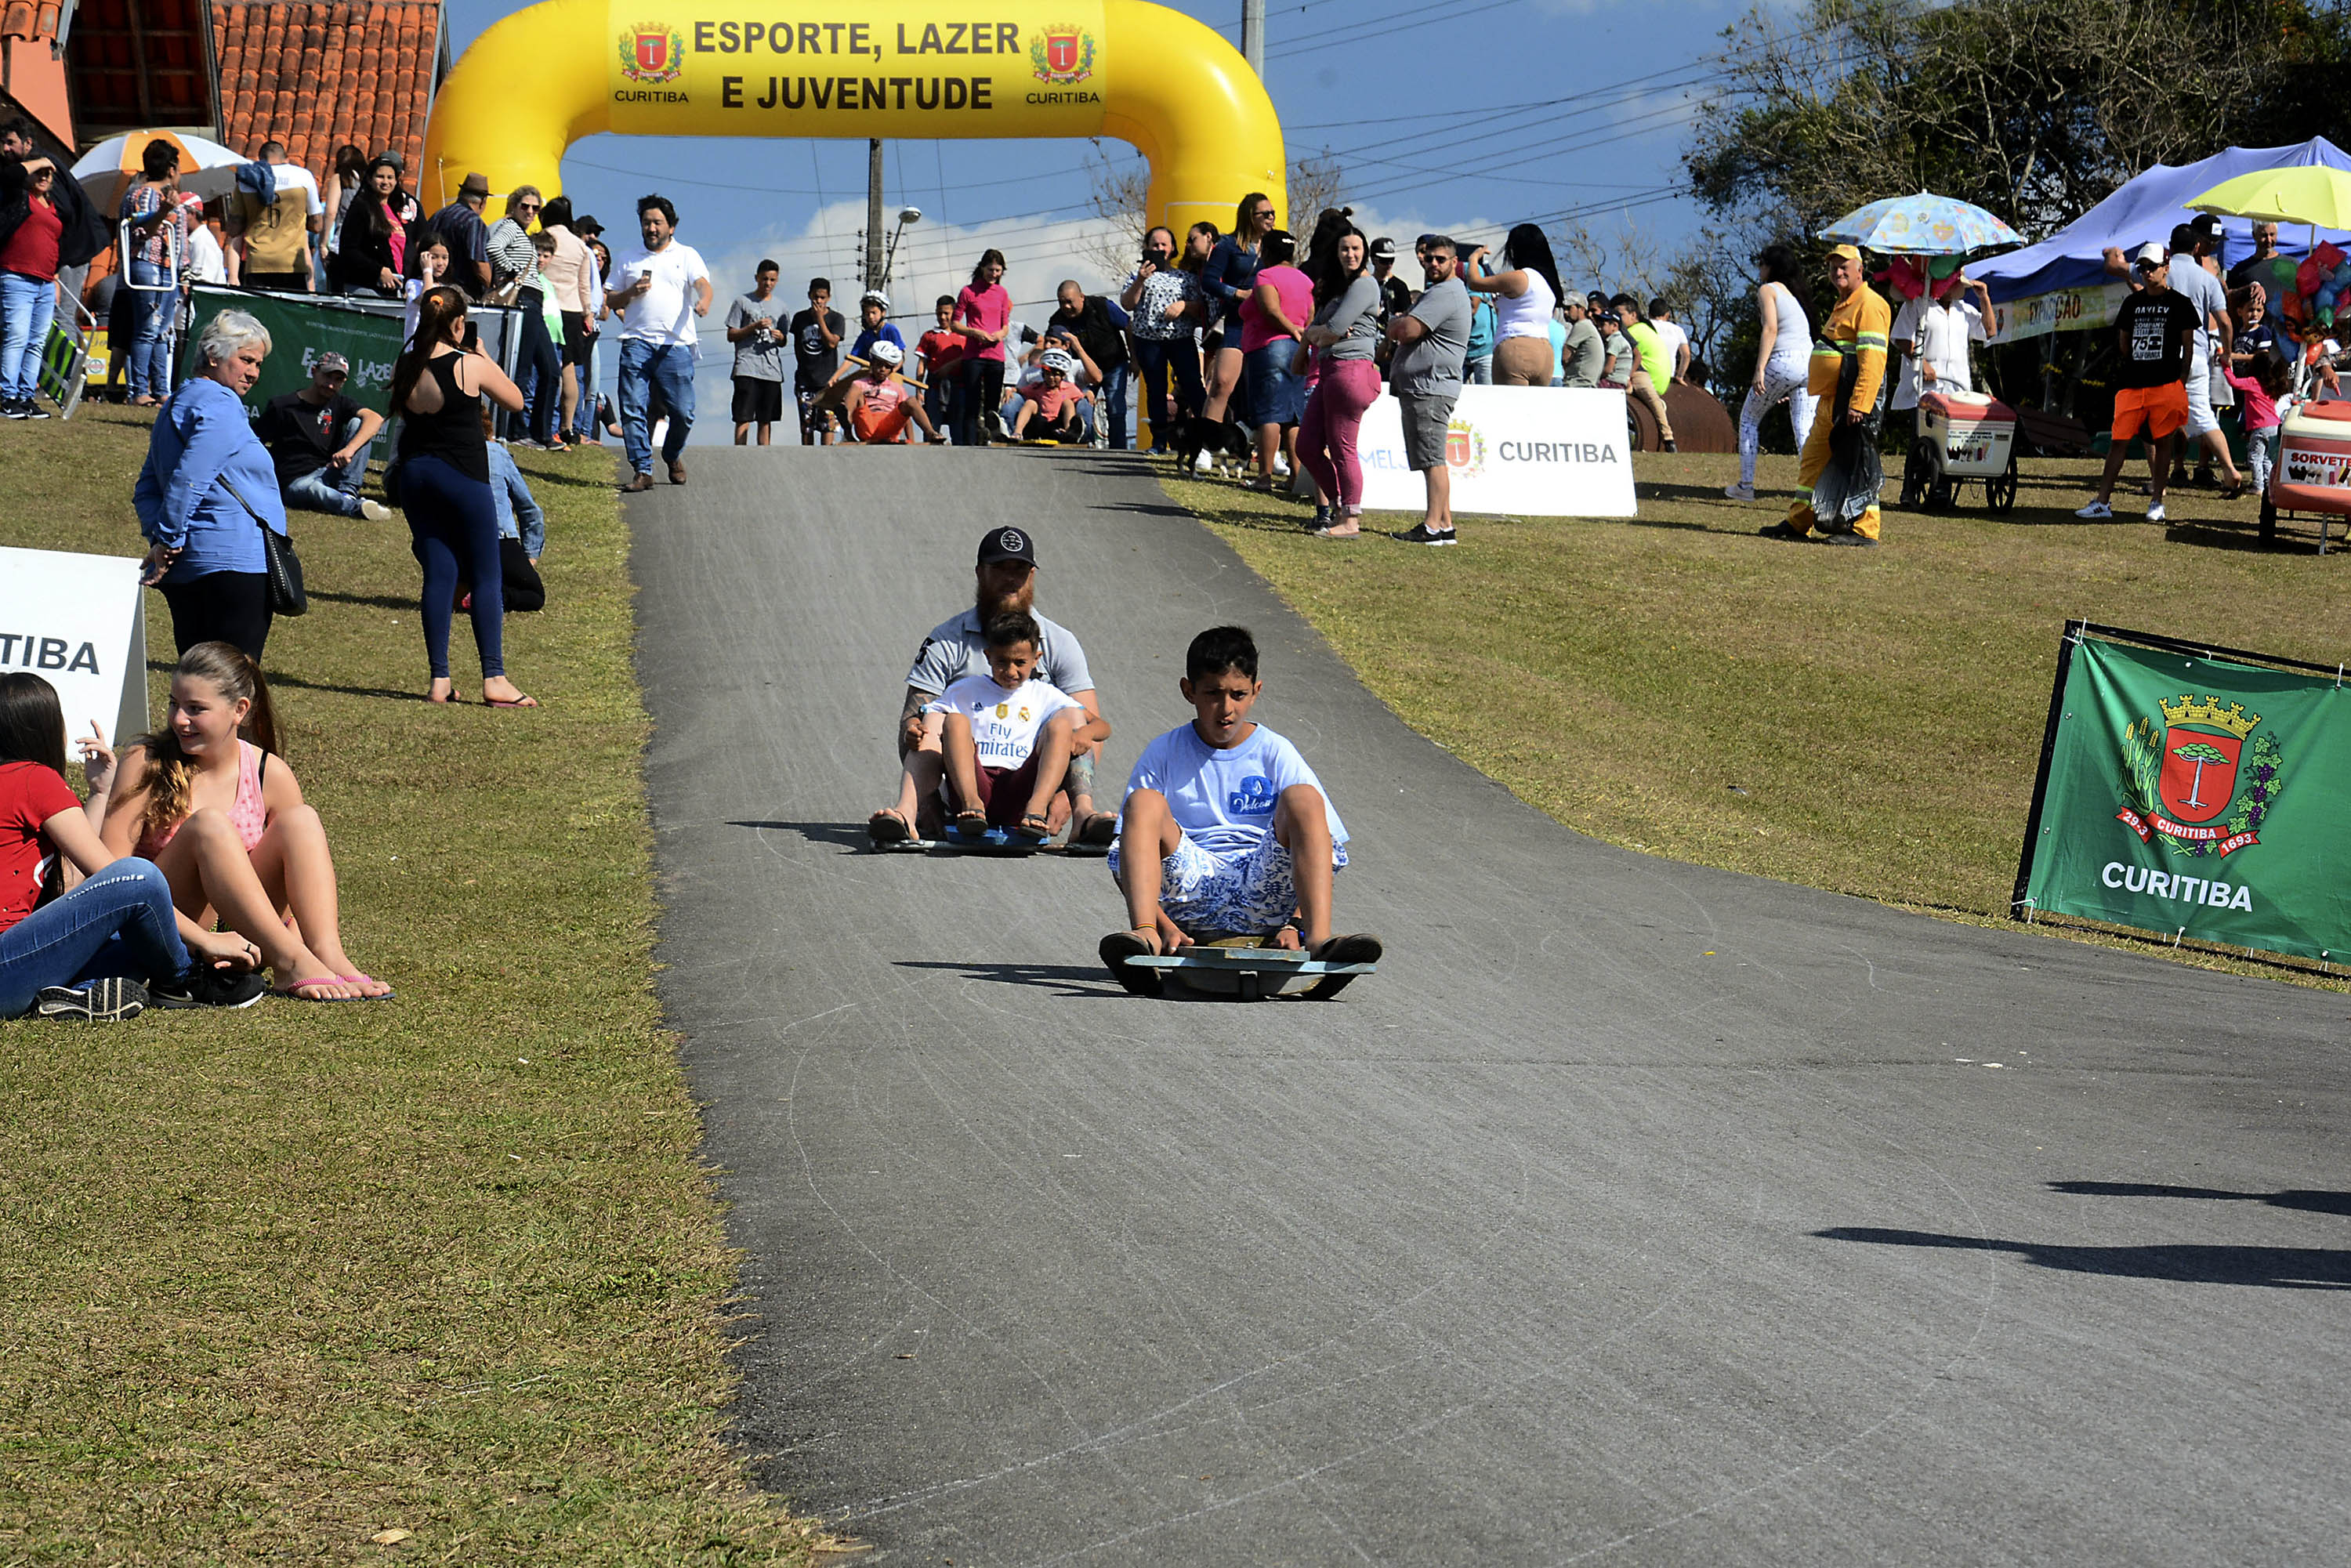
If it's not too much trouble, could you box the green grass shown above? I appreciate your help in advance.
[1169,444,2351,986]
[0,407,814,1562]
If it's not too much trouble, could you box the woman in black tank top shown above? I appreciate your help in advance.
[388,286,538,707]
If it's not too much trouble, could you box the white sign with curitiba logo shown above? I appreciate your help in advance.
[0,547,149,754]
[1354,386,1638,518]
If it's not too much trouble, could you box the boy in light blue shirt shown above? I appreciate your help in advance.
[1099,625,1381,992]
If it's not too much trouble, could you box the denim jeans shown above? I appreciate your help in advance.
[1132,338,1204,451]
[0,269,57,403]
[127,260,177,400]
[1098,360,1129,448]
[571,336,601,440]
[516,288,561,444]
[0,857,190,1016]
[618,338,694,473]
[281,415,368,516]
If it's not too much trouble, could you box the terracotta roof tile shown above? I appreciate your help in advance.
[212,1,440,185]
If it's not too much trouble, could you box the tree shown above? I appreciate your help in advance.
[2171,741,2230,809]
[1685,0,2349,245]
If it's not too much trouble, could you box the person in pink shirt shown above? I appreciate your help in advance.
[1239,230,1311,491]
[951,248,1012,445]
[2222,347,2291,498]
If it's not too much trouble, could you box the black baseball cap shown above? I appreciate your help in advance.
[574,214,604,237]
[977,525,1037,568]
[1368,237,1396,259]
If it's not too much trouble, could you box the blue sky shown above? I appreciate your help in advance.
[440,0,1741,436]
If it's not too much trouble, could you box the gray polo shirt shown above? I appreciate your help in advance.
[1390,275,1470,399]
[908,607,1095,697]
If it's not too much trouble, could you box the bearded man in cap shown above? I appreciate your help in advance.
[869,525,1117,846]
[1760,244,1892,546]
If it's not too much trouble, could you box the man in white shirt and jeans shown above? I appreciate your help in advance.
[607,193,712,491]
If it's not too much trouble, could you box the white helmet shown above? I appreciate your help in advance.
[860,288,889,310]
[868,339,904,368]
[1041,349,1079,377]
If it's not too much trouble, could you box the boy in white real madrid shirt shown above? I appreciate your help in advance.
[922,611,1110,842]
[1098,625,1382,994]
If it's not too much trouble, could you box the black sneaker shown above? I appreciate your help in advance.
[1756,521,1808,541]
[1,399,26,419]
[1392,523,1458,545]
[19,399,49,420]
[34,977,149,1020]
[1820,531,1880,548]
[150,965,269,1009]
[1661,438,1678,453]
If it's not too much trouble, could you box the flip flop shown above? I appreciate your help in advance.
[275,976,360,1001]
[339,973,396,1000]
[868,809,915,847]
[1097,929,1165,997]
[1072,811,1119,848]
[1310,933,1385,966]
[426,689,467,704]
[1015,812,1053,845]
[485,694,539,708]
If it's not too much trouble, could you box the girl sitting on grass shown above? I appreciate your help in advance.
[100,643,390,1001]
[0,673,264,1019]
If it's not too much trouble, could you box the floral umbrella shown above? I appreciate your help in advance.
[1819,192,2025,255]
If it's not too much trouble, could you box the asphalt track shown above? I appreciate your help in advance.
[632,447,2351,1566]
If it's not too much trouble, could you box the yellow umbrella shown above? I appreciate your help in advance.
[2187,165,2351,229]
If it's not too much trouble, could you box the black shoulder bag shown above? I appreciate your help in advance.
[219,477,308,617]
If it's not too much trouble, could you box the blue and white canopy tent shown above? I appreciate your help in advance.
[1970,137,2351,342]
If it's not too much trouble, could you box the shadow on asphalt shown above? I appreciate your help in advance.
[892,958,1124,998]
[1815,1226,2351,1290]
[2050,1181,2351,1216]
[729,820,871,851]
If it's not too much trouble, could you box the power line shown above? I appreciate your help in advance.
[1267,0,1531,59]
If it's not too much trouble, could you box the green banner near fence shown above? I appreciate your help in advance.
[178,284,406,419]
[2016,626,2351,962]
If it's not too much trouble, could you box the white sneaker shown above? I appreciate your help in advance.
[1272,454,1291,477]
[359,499,392,521]
[1722,482,1755,502]
[2074,500,2114,519]
[2146,502,2167,522]
[1192,448,1213,475]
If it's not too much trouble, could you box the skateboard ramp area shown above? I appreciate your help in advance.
[631,447,2350,1565]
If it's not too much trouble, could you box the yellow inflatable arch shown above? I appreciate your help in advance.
[422,0,1287,241]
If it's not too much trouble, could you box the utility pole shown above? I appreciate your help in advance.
[864,138,886,288]
[1241,0,1262,75]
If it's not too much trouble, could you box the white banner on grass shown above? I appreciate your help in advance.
[1355,385,1638,518]
[0,547,148,752]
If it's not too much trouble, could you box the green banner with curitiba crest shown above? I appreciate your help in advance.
[2016,625,2351,963]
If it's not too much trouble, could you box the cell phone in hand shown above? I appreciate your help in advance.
[463,322,481,351]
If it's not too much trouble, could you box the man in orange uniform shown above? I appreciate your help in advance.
[1760,244,1891,546]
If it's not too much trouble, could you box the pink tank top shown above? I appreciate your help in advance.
[138,740,268,858]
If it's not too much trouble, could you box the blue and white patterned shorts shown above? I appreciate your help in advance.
[1108,832,1347,936]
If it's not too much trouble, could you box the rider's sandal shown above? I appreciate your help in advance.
[947,807,991,841]
[1015,811,1053,845]
[1097,926,1165,997]
[868,808,916,846]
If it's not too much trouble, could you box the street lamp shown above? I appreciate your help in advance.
[882,205,922,292]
